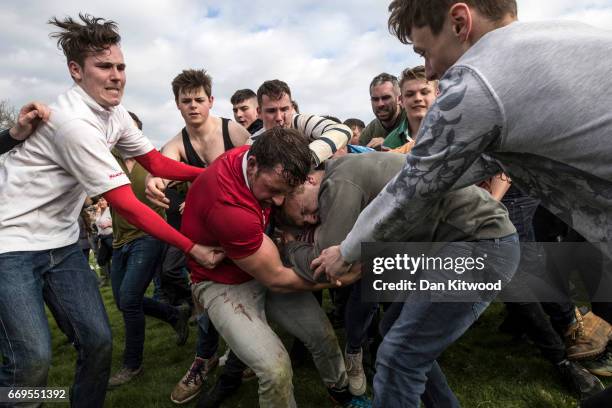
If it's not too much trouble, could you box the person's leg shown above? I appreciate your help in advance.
[43,244,112,408]
[194,280,296,408]
[380,301,459,408]
[581,386,612,408]
[171,312,221,405]
[113,236,182,370]
[82,248,90,262]
[505,302,566,363]
[420,362,461,408]
[196,313,219,359]
[345,283,379,354]
[160,245,191,305]
[343,282,379,395]
[374,236,520,408]
[0,250,52,407]
[266,291,348,393]
[376,300,487,408]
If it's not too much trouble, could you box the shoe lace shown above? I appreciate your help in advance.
[571,309,585,341]
[345,352,363,374]
[183,360,205,386]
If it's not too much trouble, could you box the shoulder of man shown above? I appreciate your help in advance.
[358,118,381,145]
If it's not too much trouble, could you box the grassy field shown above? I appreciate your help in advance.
[43,282,610,408]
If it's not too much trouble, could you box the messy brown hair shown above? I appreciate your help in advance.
[388,0,517,43]
[49,13,121,66]
[171,69,213,102]
[257,80,292,107]
[247,127,311,188]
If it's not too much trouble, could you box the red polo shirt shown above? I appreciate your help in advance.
[181,145,270,284]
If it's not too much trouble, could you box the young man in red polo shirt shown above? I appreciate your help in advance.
[182,127,367,408]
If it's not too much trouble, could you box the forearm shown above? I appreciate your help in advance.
[490,173,512,201]
[267,265,327,293]
[134,149,203,182]
[103,184,194,253]
[0,128,22,154]
[292,114,351,165]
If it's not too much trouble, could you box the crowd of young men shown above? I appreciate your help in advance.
[1,1,612,407]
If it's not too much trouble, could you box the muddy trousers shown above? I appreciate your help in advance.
[193,279,348,408]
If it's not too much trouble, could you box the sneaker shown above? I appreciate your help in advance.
[108,366,143,389]
[171,355,219,404]
[557,359,604,401]
[345,348,367,396]
[582,349,612,377]
[173,304,191,346]
[329,389,372,408]
[339,395,372,408]
[196,374,242,408]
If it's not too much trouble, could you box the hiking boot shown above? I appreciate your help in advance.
[171,355,219,404]
[565,308,612,360]
[108,366,143,389]
[196,374,242,408]
[173,304,191,346]
[557,359,604,401]
[582,348,612,377]
[345,348,367,396]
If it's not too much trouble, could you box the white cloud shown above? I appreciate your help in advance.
[2,0,612,146]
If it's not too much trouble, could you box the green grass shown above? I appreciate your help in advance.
[43,282,610,408]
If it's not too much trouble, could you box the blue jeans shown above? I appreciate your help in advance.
[110,236,179,369]
[0,243,112,408]
[196,312,219,359]
[373,234,520,408]
[345,283,379,354]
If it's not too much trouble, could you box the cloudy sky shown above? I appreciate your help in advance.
[2,0,612,147]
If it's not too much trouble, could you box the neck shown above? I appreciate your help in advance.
[469,14,517,45]
[407,117,422,137]
[186,115,217,138]
[381,108,401,129]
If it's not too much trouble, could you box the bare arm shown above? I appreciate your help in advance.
[144,135,184,208]
[233,235,337,293]
[228,120,250,147]
[489,173,512,201]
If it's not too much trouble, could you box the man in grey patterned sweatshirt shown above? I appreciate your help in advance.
[313,1,612,407]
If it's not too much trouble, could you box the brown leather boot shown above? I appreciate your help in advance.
[565,308,612,360]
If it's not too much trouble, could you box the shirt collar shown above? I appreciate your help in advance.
[71,84,115,118]
[242,150,251,190]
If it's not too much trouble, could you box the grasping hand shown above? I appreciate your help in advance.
[189,244,226,269]
[145,175,170,209]
[9,101,51,140]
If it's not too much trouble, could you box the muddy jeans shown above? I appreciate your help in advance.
[193,279,348,408]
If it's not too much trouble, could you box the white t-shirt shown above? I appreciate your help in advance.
[0,85,154,253]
